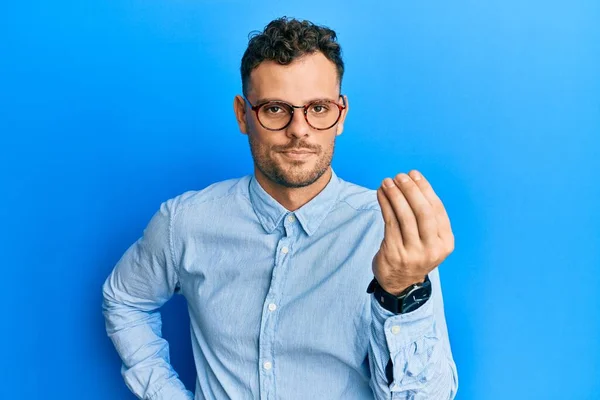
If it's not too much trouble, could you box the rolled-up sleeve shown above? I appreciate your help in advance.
[368,267,458,399]
[101,198,193,400]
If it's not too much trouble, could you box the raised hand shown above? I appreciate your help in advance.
[372,170,455,295]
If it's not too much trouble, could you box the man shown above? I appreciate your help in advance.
[102,17,458,400]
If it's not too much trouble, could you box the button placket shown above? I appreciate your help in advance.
[258,216,296,400]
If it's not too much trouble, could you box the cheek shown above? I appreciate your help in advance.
[249,131,275,154]
[322,135,337,151]
[247,116,260,133]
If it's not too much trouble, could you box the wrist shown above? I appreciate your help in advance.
[379,276,426,296]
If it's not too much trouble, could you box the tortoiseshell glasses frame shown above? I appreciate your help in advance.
[243,95,347,131]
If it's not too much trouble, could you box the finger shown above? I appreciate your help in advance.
[381,176,421,248]
[408,170,453,242]
[393,172,438,247]
[376,183,404,247]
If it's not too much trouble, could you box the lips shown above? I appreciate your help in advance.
[280,150,315,161]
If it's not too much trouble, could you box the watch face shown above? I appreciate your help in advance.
[412,287,431,302]
[401,283,432,313]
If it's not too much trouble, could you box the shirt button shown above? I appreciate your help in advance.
[281,246,289,254]
[268,303,277,311]
[287,215,295,223]
[263,361,272,370]
[391,325,401,335]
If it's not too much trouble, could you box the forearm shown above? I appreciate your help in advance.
[368,269,458,399]
[102,287,193,400]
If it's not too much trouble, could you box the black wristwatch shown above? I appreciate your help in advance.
[366,275,432,314]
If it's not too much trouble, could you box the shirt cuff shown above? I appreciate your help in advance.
[370,289,435,355]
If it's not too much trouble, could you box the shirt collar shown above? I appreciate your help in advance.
[248,168,341,237]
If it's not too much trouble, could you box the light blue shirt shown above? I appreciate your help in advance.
[102,168,458,399]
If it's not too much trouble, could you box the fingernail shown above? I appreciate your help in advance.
[383,178,394,188]
[411,171,421,181]
[398,174,410,183]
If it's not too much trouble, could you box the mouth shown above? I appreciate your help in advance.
[280,150,315,161]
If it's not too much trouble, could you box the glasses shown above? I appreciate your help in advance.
[244,96,347,131]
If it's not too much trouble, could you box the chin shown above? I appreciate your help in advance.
[277,165,328,188]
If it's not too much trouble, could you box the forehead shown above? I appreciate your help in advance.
[248,52,340,103]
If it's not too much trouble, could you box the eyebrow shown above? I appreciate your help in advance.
[255,97,339,105]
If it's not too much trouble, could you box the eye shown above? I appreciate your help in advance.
[265,105,282,114]
[310,103,330,113]
[262,102,289,115]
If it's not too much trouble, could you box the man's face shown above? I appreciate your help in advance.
[235,51,348,188]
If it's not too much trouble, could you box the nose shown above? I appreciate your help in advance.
[285,108,311,138]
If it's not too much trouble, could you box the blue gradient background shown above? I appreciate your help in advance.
[1,1,598,399]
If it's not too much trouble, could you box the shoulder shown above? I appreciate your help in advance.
[163,175,251,217]
[335,176,382,214]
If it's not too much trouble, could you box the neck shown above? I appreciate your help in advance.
[254,167,332,212]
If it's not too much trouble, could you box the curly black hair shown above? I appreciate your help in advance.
[240,16,344,96]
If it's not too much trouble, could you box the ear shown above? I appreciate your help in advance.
[336,94,349,136]
[233,95,249,135]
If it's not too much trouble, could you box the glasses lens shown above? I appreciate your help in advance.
[257,102,293,130]
[306,101,341,130]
